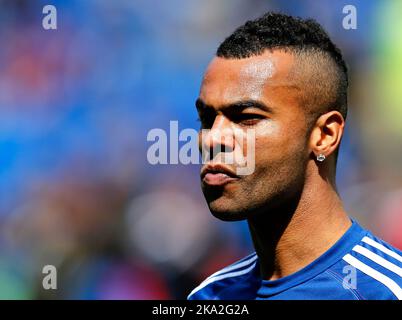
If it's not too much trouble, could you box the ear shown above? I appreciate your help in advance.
[309,111,345,160]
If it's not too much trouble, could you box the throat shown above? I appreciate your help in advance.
[247,200,351,281]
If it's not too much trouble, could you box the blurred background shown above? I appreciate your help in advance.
[0,0,401,299]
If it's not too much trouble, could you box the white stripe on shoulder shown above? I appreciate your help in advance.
[343,254,402,300]
[187,260,257,299]
[204,253,258,282]
[353,245,402,277]
[362,236,402,263]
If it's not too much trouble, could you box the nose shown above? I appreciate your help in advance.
[200,115,235,159]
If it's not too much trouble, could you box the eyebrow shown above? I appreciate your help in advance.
[195,98,274,114]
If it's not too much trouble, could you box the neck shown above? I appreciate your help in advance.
[247,170,351,281]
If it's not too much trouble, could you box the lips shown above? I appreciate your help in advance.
[201,164,240,186]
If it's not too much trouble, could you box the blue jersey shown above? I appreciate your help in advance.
[187,220,402,300]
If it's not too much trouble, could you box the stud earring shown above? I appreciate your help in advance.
[316,153,326,162]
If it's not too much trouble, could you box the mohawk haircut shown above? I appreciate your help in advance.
[217,12,349,122]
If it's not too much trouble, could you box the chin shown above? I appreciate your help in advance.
[207,199,250,221]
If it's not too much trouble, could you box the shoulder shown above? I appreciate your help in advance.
[339,231,402,300]
[187,252,258,300]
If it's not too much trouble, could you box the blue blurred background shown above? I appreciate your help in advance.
[0,0,401,299]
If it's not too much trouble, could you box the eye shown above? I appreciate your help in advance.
[230,113,265,126]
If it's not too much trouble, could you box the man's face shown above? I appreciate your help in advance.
[197,50,311,221]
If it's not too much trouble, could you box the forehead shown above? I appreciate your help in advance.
[199,50,298,107]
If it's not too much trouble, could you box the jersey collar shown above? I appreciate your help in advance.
[256,219,367,297]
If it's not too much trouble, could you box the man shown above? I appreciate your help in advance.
[187,12,402,300]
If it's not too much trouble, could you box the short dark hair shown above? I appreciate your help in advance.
[217,12,348,122]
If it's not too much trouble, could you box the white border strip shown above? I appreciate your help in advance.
[343,254,402,300]
[353,245,402,277]
[187,261,257,299]
[203,253,257,282]
[362,237,402,263]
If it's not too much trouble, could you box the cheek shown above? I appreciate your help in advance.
[254,122,282,158]
[253,121,306,166]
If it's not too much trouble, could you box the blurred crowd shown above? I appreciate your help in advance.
[0,0,401,299]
